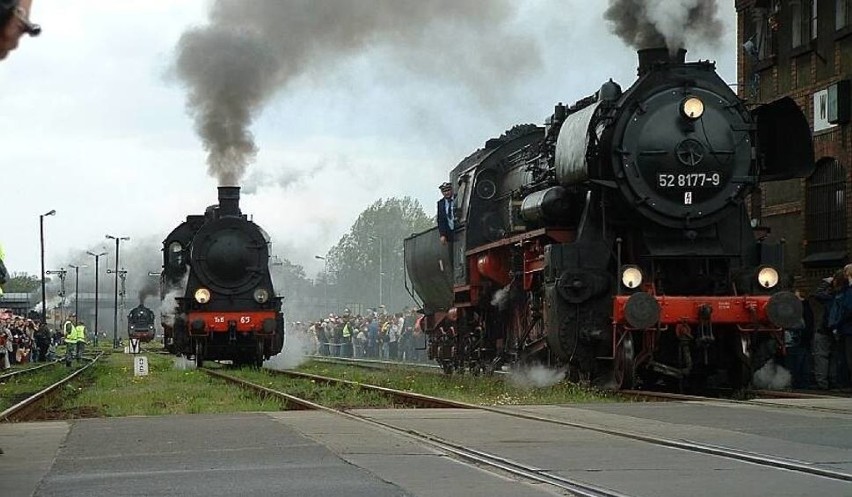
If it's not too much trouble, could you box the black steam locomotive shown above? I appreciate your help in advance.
[127,304,156,343]
[160,186,283,367]
[405,48,813,389]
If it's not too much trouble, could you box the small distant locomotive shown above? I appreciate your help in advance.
[127,304,156,343]
[160,186,283,367]
[405,48,814,389]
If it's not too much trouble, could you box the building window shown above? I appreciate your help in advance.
[838,0,851,30]
[806,158,847,254]
[793,0,815,47]
[750,6,777,59]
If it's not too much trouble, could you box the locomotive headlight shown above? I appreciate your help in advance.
[169,241,182,253]
[681,97,705,119]
[194,288,211,304]
[757,267,780,289]
[621,266,644,289]
[253,288,270,304]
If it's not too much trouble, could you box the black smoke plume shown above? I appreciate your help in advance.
[174,0,538,186]
[604,0,724,52]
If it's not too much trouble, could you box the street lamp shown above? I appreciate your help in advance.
[107,267,128,347]
[45,267,67,324]
[106,234,129,348]
[315,255,328,315]
[39,209,56,324]
[86,250,107,346]
[369,236,384,309]
[68,263,88,319]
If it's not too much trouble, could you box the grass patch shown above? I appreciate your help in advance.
[231,368,396,409]
[287,362,620,406]
[56,353,285,417]
[0,363,69,411]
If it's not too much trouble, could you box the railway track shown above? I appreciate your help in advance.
[214,367,852,484]
[203,368,636,497]
[0,360,61,382]
[0,353,104,422]
[307,355,444,373]
[621,388,852,416]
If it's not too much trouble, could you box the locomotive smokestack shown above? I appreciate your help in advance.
[637,47,686,76]
[218,186,242,217]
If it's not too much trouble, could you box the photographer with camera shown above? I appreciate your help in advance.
[0,0,39,60]
[0,0,39,456]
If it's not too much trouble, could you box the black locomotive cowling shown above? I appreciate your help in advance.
[191,216,269,295]
[160,186,284,366]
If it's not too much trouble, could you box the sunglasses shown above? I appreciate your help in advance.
[15,6,40,37]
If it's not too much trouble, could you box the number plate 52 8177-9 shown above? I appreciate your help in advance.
[657,172,721,188]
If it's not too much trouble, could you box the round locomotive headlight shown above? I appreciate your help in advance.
[169,241,182,253]
[681,97,705,119]
[621,266,643,289]
[253,288,269,304]
[194,288,211,304]
[757,267,780,289]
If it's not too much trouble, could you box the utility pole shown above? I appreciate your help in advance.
[68,263,87,319]
[45,268,67,324]
[107,268,128,347]
[87,250,107,347]
[106,235,129,348]
[39,209,56,325]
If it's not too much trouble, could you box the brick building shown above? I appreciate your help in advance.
[737,0,852,288]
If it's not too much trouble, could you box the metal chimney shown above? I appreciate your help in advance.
[637,47,686,76]
[217,186,242,217]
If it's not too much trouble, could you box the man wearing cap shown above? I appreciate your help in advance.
[437,182,456,245]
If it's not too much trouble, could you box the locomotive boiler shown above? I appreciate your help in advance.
[160,186,284,367]
[404,48,813,389]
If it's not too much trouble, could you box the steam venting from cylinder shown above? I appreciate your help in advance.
[218,186,242,217]
[604,0,723,53]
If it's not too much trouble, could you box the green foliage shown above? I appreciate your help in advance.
[324,197,433,314]
[3,272,41,293]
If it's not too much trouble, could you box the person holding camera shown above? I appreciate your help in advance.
[0,0,39,60]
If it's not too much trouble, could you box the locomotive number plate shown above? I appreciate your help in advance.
[657,172,721,188]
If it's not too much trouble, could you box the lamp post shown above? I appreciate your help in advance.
[106,235,129,348]
[87,250,107,346]
[369,236,384,309]
[45,268,67,325]
[68,263,87,319]
[315,255,328,315]
[39,209,56,324]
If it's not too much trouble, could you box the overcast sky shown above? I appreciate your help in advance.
[1,0,737,280]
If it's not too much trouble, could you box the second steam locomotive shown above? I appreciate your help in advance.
[405,48,814,389]
[160,186,283,367]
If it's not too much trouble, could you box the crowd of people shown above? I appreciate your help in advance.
[783,264,852,390]
[289,306,429,362]
[0,310,92,370]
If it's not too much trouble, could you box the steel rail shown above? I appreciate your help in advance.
[0,360,60,382]
[202,368,634,497]
[268,369,473,409]
[261,370,852,482]
[0,352,104,422]
[620,389,852,416]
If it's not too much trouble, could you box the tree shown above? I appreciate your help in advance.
[325,197,433,314]
[3,272,41,293]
